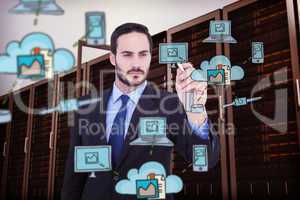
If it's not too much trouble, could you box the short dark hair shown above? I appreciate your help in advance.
[110,23,153,54]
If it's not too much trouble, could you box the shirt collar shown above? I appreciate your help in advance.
[111,80,147,105]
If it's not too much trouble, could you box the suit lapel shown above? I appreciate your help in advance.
[115,83,160,169]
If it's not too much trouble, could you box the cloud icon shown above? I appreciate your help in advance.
[190,55,244,82]
[115,161,183,195]
[0,32,75,74]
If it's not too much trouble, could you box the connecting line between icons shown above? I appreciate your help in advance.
[113,170,119,176]
[73,27,94,47]
[34,0,42,25]
[223,96,262,108]
[247,96,262,103]
[242,56,252,65]
[149,136,156,156]
[181,163,193,173]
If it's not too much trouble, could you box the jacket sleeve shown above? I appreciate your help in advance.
[168,93,220,169]
[61,110,87,200]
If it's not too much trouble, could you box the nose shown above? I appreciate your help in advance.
[131,55,142,69]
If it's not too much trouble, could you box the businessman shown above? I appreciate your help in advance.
[62,23,220,200]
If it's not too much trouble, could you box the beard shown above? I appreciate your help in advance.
[115,61,147,87]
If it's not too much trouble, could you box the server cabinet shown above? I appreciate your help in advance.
[51,69,82,200]
[23,78,57,200]
[2,87,33,200]
[223,0,300,199]
[167,10,227,200]
[148,31,168,89]
[0,95,11,197]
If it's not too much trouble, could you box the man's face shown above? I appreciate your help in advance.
[110,32,151,87]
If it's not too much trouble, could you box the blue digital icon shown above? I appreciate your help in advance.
[86,12,106,45]
[193,145,208,172]
[17,54,45,79]
[207,69,225,84]
[136,179,159,199]
[252,42,264,63]
[58,99,79,113]
[223,96,262,108]
[115,161,183,196]
[74,146,112,175]
[190,55,244,85]
[130,117,174,147]
[203,20,237,43]
[0,32,75,76]
[159,43,188,64]
[141,117,166,137]
[0,109,12,124]
[9,0,64,15]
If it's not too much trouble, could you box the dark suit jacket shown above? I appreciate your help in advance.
[61,82,220,200]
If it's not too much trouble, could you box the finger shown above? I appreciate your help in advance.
[180,62,194,70]
[181,80,200,92]
[194,81,207,90]
[178,76,195,90]
[176,67,184,78]
[176,69,192,84]
[177,70,191,82]
[195,84,208,94]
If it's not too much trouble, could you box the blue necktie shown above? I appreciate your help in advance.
[109,95,129,167]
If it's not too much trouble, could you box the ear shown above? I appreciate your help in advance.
[109,52,116,66]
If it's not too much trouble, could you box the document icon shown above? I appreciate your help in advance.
[148,174,166,199]
[74,145,112,173]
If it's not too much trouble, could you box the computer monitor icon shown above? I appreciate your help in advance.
[74,145,112,177]
[9,0,64,15]
[130,117,174,147]
[159,43,188,64]
[203,20,237,43]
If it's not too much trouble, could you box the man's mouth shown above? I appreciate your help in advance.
[128,70,144,75]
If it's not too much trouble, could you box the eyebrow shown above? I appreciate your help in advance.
[120,50,150,54]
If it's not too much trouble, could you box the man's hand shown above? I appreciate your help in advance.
[175,63,208,126]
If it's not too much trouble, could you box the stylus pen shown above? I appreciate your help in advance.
[177,63,185,72]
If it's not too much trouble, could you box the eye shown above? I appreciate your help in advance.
[123,53,132,57]
[139,53,148,57]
